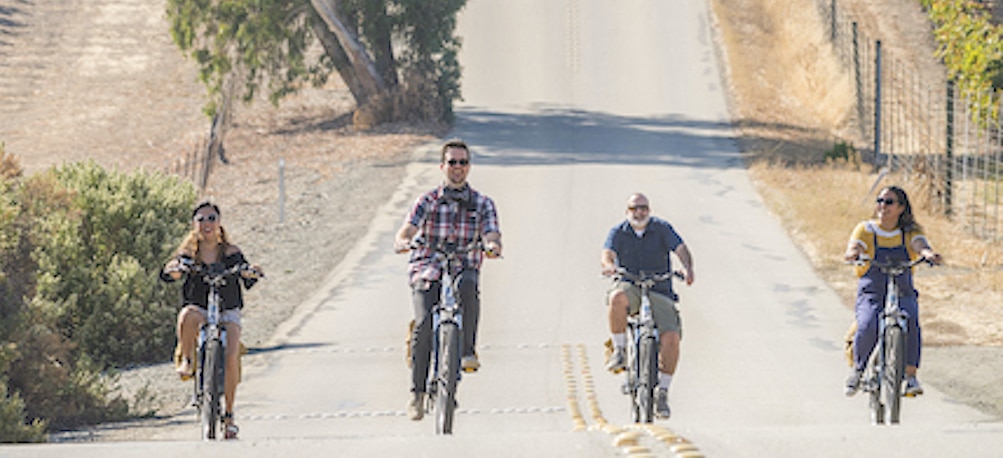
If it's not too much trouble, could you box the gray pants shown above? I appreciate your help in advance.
[410,269,480,394]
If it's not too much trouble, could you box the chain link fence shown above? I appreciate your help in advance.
[815,0,1003,241]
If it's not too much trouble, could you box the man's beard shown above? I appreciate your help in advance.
[629,215,650,229]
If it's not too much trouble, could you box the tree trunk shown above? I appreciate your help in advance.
[309,16,373,105]
[310,0,387,100]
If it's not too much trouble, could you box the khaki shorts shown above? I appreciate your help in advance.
[608,281,682,336]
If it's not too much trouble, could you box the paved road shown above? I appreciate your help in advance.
[6,0,1003,456]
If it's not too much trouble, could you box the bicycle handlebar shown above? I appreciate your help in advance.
[610,268,684,286]
[846,256,932,272]
[166,257,265,282]
[403,238,500,258]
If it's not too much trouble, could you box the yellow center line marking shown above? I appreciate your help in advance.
[560,342,705,457]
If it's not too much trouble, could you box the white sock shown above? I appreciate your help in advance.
[612,333,627,348]
[659,373,673,391]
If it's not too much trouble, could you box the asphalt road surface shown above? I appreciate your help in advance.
[6,0,1003,456]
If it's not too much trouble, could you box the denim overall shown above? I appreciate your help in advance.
[852,223,921,371]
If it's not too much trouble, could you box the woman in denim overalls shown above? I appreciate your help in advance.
[842,186,942,397]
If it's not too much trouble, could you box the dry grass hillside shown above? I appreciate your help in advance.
[711,0,1003,347]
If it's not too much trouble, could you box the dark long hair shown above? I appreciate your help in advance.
[881,186,922,232]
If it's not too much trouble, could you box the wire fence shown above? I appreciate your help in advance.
[815,0,1003,242]
[162,87,233,194]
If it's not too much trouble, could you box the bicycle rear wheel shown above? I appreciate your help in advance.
[435,322,460,434]
[201,339,224,440]
[637,336,658,423]
[883,325,906,424]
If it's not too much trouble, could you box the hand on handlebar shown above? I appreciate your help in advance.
[241,264,265,279]
[484,241,502,259]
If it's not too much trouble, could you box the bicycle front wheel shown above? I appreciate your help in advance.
[884,325,906,424]
[201,339,224,440]
[637,336,659,423]
[435,322,460,435]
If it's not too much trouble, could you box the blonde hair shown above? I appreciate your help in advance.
[174,204,233,262]
[175,226,232,261]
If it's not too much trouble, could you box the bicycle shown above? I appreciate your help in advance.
[173,257,263,440]
[852,256,929,425]
[609,269,682,423]
[404,239,487,434]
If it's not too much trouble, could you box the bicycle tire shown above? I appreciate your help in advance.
[436,322,460,435]
[866,350,883,425]
[884,325,906,424]
[201,339,223,440]
[637,336,658,423]
[626,338,641,423]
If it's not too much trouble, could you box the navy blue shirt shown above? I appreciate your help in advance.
[603,217,684,296]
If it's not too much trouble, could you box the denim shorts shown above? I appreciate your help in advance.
[185,304,242,328]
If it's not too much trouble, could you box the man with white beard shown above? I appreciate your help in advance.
[600,192,695,419]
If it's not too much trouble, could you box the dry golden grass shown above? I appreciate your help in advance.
[711,0,1003,346]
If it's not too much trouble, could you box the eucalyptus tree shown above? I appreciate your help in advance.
[167,0,466,123]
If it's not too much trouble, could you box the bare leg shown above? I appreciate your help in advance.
[224,323,241,418]
[176,306,204,364]
[608,290,629,334]
[659,331,680,375]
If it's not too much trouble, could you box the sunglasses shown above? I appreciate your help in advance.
[446,159,469,166]
[628,205,650,211]
[194,214,218,223]
[875,198,898,206]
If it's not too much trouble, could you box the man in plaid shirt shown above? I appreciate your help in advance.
[394,139,502,421]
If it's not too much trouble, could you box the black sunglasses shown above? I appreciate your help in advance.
[447,159,469,166]
[194,214,218,222]
[628,205,650,211]
[875,198,898,206]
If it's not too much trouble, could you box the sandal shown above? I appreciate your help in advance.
[175,355,194,381]
[223,412,239,440]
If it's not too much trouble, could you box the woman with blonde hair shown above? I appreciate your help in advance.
[161,201,262,439]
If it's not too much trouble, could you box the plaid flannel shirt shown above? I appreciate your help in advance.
[405,184,500,285]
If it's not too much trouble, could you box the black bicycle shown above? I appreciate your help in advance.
[854,256,929,425]
[611,269,681,423]
[406,240,486,434]
[175,258,262,440]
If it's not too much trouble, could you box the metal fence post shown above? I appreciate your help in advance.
[945,80,954,217]
[279,158,286,224]
[874,40,882,171]
[853,22,862,139]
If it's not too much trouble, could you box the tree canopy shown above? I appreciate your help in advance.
[166,0,467,124]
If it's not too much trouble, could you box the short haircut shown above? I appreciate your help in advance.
[440,139,471,163]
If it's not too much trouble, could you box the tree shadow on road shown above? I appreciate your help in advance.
[445,104,833,170]
[0,1,30,48]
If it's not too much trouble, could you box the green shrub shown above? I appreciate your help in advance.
[32,162,195,367]
[0,153,197,436]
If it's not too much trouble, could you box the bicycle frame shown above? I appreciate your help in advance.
[417,240,480,435]
[185,262,251,440]
[614,270,677,423]
[860,257,926,425]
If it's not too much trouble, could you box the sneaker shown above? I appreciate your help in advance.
[606,347,626,372]
[461,354,480,372]
[406,392,425,421]
[655,387,671,419]
[845,369,863,397]
[904,376,924,397]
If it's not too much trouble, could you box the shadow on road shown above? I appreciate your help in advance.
[245,342,328,356]
[0,1,29,47]
[448,105,741,169]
